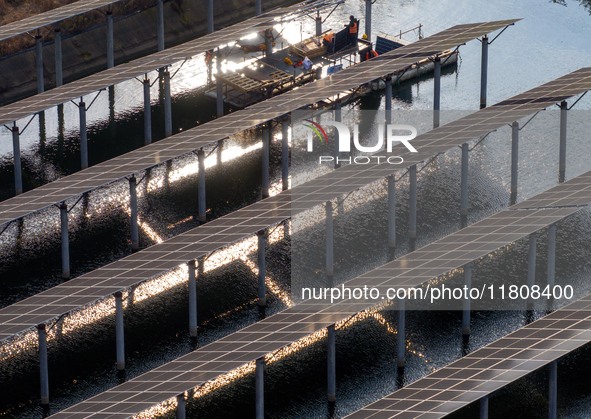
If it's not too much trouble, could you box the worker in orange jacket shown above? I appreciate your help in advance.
[346,15,359,46]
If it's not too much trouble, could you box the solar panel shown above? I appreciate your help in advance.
[346,295,591,418]
[0,20,524,227]
[49,168,591,418]
[0,0,124,42]
[2,68,590,343]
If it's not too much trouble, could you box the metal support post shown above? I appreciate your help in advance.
[388,175,396,249]
[409,165,417,241]
[60,202,70,279]
[257,231,266,306]
[157,0,165,51]
[262,124,270,198]
[480,35,488,109]
[385,77,392,124]
[510,121,519,205]
[433,56,441,128]
[281,116,289,190]
[256,358,264,419]
[463,263,472,336]
[397,298,406,368]
[36,35,44,93]
[207,0,214,33]
[115,291,125,371]
[327,324,336,402]
[163,69,172,137]
[480,395,489,419]
[315,12,322,36]
[188,259,197,337]
[198,148,206,223]
[255,0,262,15]
[216,49,224,117]
[548,360,557,419]
[12,124,22,195]
[37,324,49,406]
[106,11,114,68]
[129,175,139,251]
[528,234,537,288]
[143,77,152,144]
[334,100,342,169]
[365,0,372,40]
[54,29,63,87]
[559,101,568,183]
[176,394,186,419]
[461,142,469,220]
[79,99,88,169]
[547,224,556,287]
[326,201,334,280]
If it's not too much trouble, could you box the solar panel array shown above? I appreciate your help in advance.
[0,0,339,126]
[0,19,522,227]
[50,168,591,418]
[0,0,125,42]
[1,67,590,343]
[346,295,591,419]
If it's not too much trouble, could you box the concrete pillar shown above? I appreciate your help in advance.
[433,56,441,128]
[106,11,114,69]
[79,99,88,169]
[281,116,289,191]
[143,77,152,145]
[388,175,396,249]
[262,124,270,198]
[315,13,322,37]
[548,360,557,419]
[188,259,197,337]
[157,0,165,51]
[60,202,70,279]
[480,395,489,419]
[327,324,336,402]
[256,358,264,419]
[460,142,469,221]
[559,101,567,183]
[35,35,44,94]
[462,263,472,336]
[326,201,334,280]
[207,0,214,33]
[547,224,556,288]
[37,324,49,406]
[365,0,372,40]
[397,298,406,368]
[480,35,488,109]
[198,148,206,223]
[129,175,139,251]
[11,124,22,195]
[216,49,224,117]
[408,165,417,241]
[257,230,266,306]
[54,29,63,87]
[115,291,125,371]
[510,121,519,205]
[163,69,172,137]
[176,394,186,419]
[256,0,262,15]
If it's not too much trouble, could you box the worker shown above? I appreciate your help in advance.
[345,15,359,46]
[323,31,335,52]
[364,49,379,61]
